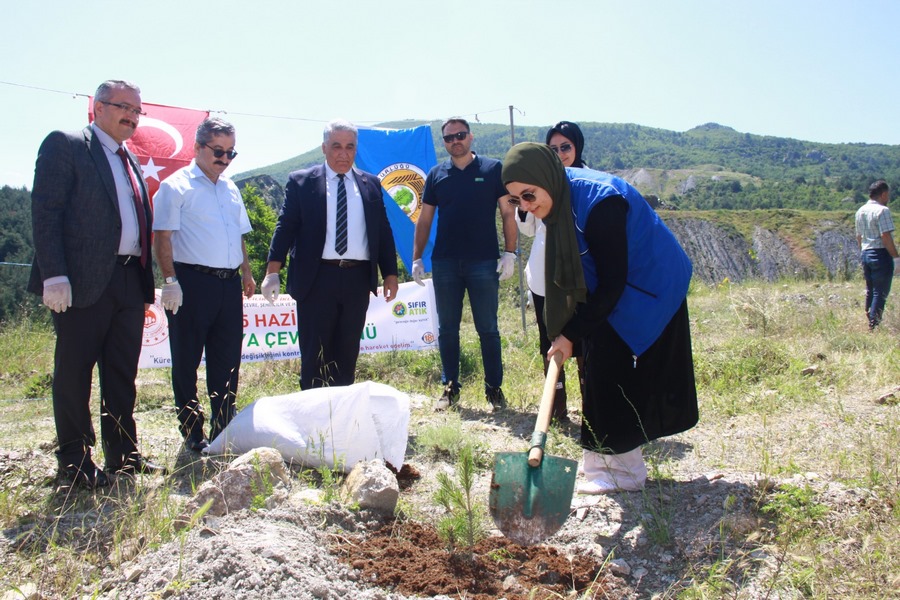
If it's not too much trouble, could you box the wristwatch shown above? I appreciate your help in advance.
[164,276,178,284]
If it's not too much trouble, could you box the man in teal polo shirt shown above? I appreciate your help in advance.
[411,117,518,412]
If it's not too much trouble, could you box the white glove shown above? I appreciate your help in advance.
[43,281,72,313]
[261,273,280,304]
[161,282,183,314]
[411,259,426,286]
[497,252,517,281]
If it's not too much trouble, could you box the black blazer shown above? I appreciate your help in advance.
[267,164,398,302]
[28,127,155,306]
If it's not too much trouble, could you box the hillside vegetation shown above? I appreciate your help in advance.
[236,120,900,211]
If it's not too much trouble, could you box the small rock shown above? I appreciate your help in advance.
[123,566,144,583]
[632,566,649,579]
[1,582,37,600]
[876,391,899,405]
[294,488,323,504]
[756,477,777,492]
[608,558,631,576]
[261,548,286,563]
[110,537,142,565]
[502,574,521,591]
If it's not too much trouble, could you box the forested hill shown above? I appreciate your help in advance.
[236,121,900,211]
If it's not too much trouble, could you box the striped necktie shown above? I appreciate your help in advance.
[335,173,348,255]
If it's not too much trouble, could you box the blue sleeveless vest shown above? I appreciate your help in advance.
[567,168,692,356]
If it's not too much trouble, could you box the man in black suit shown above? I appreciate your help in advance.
[29,79,165,489]
[261,119,398,389]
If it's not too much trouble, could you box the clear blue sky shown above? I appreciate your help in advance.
[2,0,898,188]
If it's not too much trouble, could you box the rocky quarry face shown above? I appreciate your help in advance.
[664,216,859,284]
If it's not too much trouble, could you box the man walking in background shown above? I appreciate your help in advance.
[262,119,398,389]
[411,117,518,412]
[855,179,898,330]
[29,79,163,488]
[153,118,256,452]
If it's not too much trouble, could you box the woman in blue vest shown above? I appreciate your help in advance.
[502,142,698,494]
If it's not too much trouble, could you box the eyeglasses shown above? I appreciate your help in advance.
[442,131,469,143]
[507,191,537,207]
[550,143,573,154]
[99,101,146,117]
[203,144,238,160]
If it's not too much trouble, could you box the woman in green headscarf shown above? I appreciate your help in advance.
[502,142,698,494]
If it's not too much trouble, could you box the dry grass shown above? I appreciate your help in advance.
[0,276,898,598]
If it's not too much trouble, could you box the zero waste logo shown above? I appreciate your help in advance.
[392,302,407,318]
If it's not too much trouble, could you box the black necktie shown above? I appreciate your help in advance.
[335,173,348,255]
[116,147,148,267]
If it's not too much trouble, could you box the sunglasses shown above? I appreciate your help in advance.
[550,143,573,154]
[507,191,537,207]
[204,144,238,159]
[442,131,469,143]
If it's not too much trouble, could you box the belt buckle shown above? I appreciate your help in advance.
[339,260,350,268]
[120,255,133,266]
[217,269,230,279]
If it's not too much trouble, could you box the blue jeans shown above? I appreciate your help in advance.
[862,248,893,327]
[432,259,502,389]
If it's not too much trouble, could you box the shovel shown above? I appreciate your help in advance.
[489,352,577,545]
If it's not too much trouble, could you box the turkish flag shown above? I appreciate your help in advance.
[88,99,209,200]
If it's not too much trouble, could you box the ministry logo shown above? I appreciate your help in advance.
[143,300,169,346]
[377,163,427,223]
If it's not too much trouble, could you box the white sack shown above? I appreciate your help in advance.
[206,381,410,472]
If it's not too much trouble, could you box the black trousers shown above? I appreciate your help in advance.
[52,261,145,470]
[532,293,583,413]
[167,265,243,442]
[296,262,370,389]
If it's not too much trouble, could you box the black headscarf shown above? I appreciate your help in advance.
[545,121,587,168]
[502,142,587,338]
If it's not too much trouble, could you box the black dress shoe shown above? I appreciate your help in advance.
[60,463,110,489]
[185,437,210,453]
[108,455,168,476]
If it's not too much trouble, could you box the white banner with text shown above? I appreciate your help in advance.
[139,280,438,369]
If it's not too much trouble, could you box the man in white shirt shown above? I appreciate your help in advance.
[153,118,256,451]
[855,179,898,330]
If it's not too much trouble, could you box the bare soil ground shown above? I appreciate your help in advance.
[2,382,893,600]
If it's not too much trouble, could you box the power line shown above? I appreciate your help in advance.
[0,80,89,98]
[0,80,518,127]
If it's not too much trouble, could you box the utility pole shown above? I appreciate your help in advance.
[509,105,527,334]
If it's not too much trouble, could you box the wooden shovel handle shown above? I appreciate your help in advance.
[528,351,563,467]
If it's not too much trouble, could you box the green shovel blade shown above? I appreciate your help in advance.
[489,451,578,545]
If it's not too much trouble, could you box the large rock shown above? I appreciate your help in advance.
[175,447,290,530]
[341,460,399,515]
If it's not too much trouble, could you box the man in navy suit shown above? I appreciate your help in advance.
[262,119,398,389]
[29,79,165,489]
